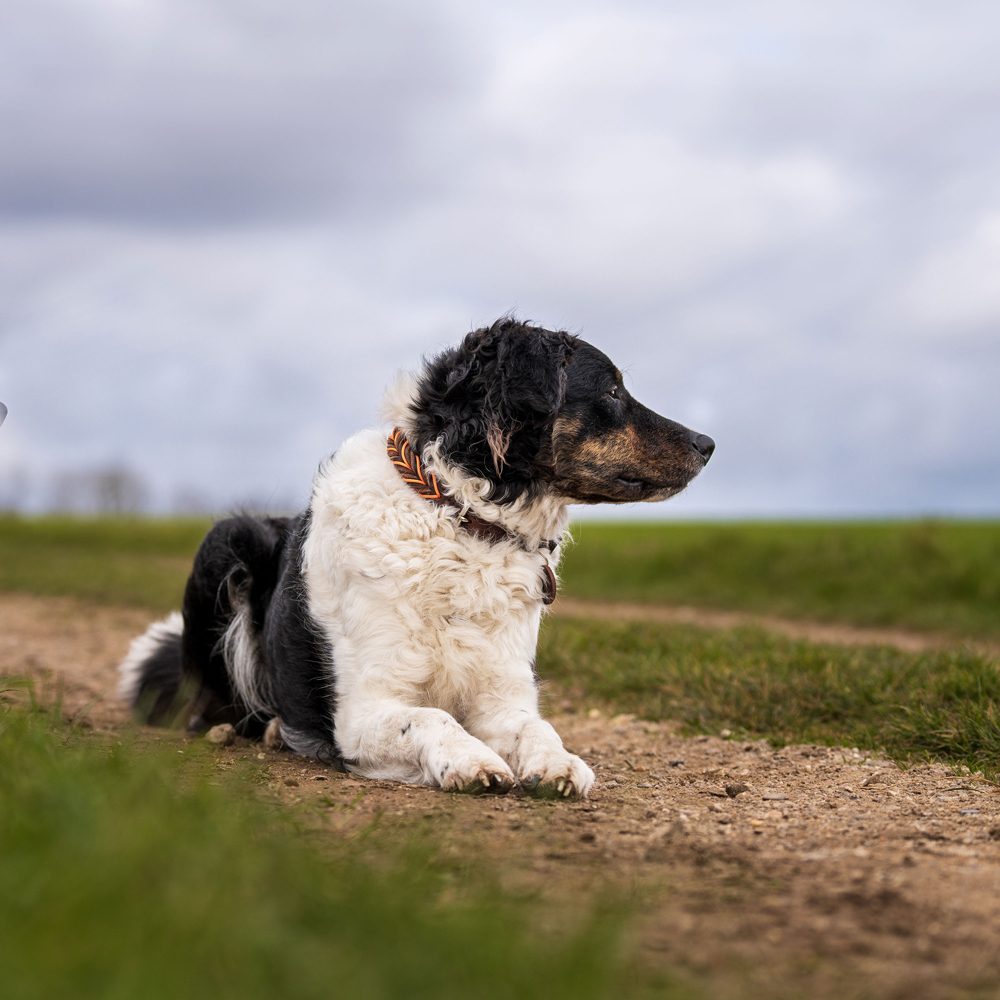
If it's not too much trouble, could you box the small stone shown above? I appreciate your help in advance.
[283,778,299,787]
[726,783,749,798]
[312,775,328,781]
[257,752,266,760]
[669,759,685,768]
[205,724,235,746]
[989,827,1000,841]
[587,709,602,719]
[762,792,787,801]
[580,832,596,843]
[960,810,980,816]
[720,729,732,738]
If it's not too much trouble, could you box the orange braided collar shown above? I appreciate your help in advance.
[387,427,558,604]
[387,426,445,501]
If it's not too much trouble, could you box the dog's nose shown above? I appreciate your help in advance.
[692,433,715,462]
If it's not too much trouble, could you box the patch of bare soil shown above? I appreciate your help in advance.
[4,593,1000,999]
[553,596,1000,656]
[0,593,150,729]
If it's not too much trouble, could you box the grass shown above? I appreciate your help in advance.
[0,695,671,1000]
[0,514,210,612]
[538,616,1000,779]
[6,515,1000,637]
[561,519,1000,637]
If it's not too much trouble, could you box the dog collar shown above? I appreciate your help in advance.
[388,427,558,605]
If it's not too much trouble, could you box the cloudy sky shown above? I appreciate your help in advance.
[0,0,998,516]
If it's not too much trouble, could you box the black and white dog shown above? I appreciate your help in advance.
[120,319,714,797]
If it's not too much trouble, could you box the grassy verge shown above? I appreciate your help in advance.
[561,520,1000,637]
[5,515,1000,637]
[0,515,209,612]
[0,696,670,1000]
[538,617,1000,779]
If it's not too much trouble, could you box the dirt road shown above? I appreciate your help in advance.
[3,592,999,998]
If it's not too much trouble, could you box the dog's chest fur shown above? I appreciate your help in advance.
[302,430,568,714]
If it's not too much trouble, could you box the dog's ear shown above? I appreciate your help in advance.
[457,322,576,473]
[412,320,577,493]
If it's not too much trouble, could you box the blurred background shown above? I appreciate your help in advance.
[0,0,998,518]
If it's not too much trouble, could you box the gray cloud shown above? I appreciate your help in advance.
[0,0,998,516]
[0,0,475,223]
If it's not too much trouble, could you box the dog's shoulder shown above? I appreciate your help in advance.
[309,428,455,546]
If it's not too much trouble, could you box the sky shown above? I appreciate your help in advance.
[0,0,998,517]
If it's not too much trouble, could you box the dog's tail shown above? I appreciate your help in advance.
[118,612,186,724]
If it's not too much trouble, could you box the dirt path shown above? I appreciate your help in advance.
[553,595,1000,656]
[3,592,1000,998]
[0,593,150,729]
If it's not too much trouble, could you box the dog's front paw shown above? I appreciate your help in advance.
[438,751,515,794]
[519,753,595,799]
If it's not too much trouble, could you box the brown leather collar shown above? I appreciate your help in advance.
[388,427,558,604]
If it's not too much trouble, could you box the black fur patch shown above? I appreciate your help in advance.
[132,512,342,762]
[262,512,341,763]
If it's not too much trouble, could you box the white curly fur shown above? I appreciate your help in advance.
[301,382,594,797]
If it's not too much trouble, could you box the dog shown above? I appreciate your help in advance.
[120,319,714,797]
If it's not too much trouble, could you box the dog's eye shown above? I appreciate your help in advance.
[607,386,620,400]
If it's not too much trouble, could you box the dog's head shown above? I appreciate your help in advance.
[405,318,714,505]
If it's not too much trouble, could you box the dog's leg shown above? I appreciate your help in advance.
[339,702,516,792]
[465,693,595,798]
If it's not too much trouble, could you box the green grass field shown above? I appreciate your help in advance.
[562,519,1000,637]
[0,515,209,612]
[4,514,999,635]
[538,617,1000,778]
[0,698,667,1000]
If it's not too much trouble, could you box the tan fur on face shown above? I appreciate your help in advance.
[575,426,642,468]
[551,414,583,446]
[550,414,701,502]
